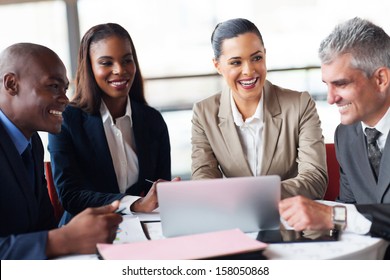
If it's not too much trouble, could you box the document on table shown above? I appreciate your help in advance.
[114,215,148,244]
[132,210,161,222]
[97,228,267,260]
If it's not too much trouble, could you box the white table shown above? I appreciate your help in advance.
[263,232,387,259]
[57,217,388,260]
[143,222,388,260]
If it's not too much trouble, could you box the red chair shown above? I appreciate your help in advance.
[324,143,340,201]
[44,161,64,222]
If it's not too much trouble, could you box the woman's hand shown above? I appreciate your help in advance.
[131,177,181,212]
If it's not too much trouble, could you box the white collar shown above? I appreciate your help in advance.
[230,90,263,127]
[100,96,133,126]
[361,106,390,136]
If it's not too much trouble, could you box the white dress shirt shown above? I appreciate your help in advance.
[100,98,140,213]
[231,92,264,176]
[361,106,390,152]
[344,204,372,234]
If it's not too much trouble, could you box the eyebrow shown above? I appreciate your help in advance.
[228,50,263,61]
[50,76,69,87]
[322,78,350,85]
[97,53,133,60]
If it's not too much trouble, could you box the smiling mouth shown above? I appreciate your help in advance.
[109,80,129,89]
[110,80,127,86]
[338,103,352,112]
[238,78,258,88]
[49,110,63,117]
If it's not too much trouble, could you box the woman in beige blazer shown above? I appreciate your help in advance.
[191,18,327,199]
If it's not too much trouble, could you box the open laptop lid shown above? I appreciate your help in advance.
[157,175,281,237]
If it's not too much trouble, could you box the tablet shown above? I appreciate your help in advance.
[256,229,340,243]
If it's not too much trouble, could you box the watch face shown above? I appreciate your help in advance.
[333,206,347,222]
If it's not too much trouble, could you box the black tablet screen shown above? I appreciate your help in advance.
[256,229,340,243]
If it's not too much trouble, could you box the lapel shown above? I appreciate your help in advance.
[131,101,153,180]
[0,124,38,222]
[218,86,252,176]
[82,112,119,191]
[261,81,282,174]
[131,101,146,177]
[378,132,390,201]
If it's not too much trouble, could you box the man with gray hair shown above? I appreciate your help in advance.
[279,18,390,247]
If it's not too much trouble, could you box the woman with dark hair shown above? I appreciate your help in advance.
[48,23,172,225]
[191,18,327,199]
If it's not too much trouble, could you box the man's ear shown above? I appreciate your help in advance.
[374,67,390,91]
[2,73,18,95]
[212,58,222,75]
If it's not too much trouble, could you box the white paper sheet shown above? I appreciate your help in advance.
[114,216,148,244]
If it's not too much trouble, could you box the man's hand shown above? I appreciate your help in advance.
[46,200,123,258]
[279,196,333,231]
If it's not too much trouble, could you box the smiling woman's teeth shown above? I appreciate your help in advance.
[239,78,257,86]
[111,81,127,86]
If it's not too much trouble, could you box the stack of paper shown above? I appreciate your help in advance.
[97,228,267,260]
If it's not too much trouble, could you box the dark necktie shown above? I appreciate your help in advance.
[365,127,382,181]
[21,144,35,187]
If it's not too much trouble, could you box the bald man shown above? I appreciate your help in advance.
[0,43,122,259]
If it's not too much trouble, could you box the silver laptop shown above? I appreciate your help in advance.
[157,175,281,237]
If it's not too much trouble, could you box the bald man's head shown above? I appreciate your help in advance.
[0,42,69,138]
[0,43,64,85]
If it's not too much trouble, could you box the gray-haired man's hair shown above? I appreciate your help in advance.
[319,17,390,77]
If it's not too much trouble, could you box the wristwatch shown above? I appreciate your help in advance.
[332,205,347,231]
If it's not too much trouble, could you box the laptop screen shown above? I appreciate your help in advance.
[157,175,281,237]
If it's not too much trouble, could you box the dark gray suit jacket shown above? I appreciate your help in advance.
[335,123,390,204]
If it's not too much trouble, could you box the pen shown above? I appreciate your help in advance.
[115,206,127,215]
[145,179,154,184]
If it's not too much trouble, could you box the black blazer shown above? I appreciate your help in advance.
[0,123,56,259]
[48,100,171,224]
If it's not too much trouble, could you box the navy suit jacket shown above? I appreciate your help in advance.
[48,100,171,224]
[0,124,56,259]
[335,123,390,204]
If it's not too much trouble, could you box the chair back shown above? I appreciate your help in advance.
[324,143,340,201]
[44,161,64,222]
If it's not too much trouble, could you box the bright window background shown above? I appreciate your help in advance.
[1,0,389,178]
[0,1,71,78]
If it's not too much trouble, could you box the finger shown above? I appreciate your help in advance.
[280,204,301,226]
[89,202,118,215]
[104,213,123,226]
[111,200,120,209]
[278,196,297,211]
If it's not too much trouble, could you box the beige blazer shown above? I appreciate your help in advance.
[191,80,327,199]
